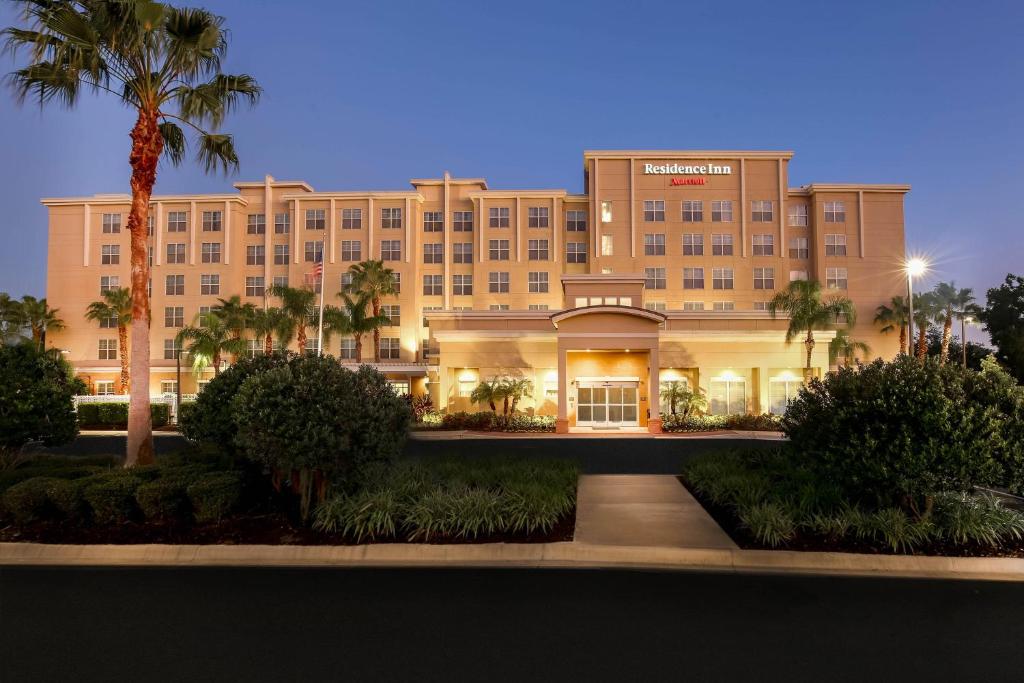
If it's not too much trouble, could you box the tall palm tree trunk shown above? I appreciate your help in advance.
[264,333,274,355]
[231,330,242,363]
[118,324,130,394]
[916,328,928,360]
[126,111,161,467]
[212,351,221,377]
[371,295,381,362]
[804,329,815,378]
[899,326,907,355]
[353,333,362,362]
[940,315,953,365]
[296,325,307,355]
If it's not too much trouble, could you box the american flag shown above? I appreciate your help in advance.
[304,262,323,287]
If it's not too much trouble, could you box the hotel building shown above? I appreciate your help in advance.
[43,150,909,432]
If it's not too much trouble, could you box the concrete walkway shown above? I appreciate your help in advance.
[574,475,738,549]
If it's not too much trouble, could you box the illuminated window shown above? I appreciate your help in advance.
[161,380,178,394]
[790,270,808,281]
[600,201,613,223]
[94,380,115,396]
[601,234,613,256]
[709,377,746,415]
[769,378,803,414]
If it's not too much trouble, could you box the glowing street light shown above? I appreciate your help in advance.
[905,257,929,354]
[961,314,976,368]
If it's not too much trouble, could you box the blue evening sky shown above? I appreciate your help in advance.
[1,0,1021,339]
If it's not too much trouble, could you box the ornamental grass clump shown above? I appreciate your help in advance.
[933,492,1024,547]
[738,502,796,547]
[313,489,403,541]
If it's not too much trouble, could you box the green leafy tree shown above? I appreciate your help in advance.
[924,327,991,371]
[829,330,871,367]
[18,295,64,350]
[85,287,132,392]
[470,378,501,412]
[267,284,316,355]
[324,291,389,362]
[4,0,261,466]
[767,280,856,376]
[502,377,534,414]
[659,380,706,417]
[931,282,975,365]
[345,260,398,362]
[175,311,247,377]
[0,344,78,470]
[248,306,291,355]
[874,295,910,355]
[0,292,27,343]
[977,274,1024,383]
[212,295,256,361]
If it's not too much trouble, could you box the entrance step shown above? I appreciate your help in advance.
[574,475,737,550]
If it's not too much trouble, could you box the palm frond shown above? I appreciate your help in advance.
[196,132,238,174]
[158,120,185,165]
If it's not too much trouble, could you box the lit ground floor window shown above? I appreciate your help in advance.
[769,377,803,414]
[709,377,746,415]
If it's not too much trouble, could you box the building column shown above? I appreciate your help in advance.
[647,345,662,433]
[556,348,569,434]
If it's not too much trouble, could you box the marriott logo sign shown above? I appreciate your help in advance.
[643,163,733,175]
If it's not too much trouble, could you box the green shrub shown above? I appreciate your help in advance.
[430,411,555,432]
[662,413,782,433]
[2,477,60,524]
[187,472,242,523]
[865,508,933,553]
[135,477,190,522]
[313,489,404,541]
[503,481,570,535]
[738,502,796,547]
[449,488,505,538]
[76,402,170,428]
[83,472,143,524]
[76,403,100,427]
[47,477,90,520]
[934,492,1024,547]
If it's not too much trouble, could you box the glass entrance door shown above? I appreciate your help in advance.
[576,381,639,428]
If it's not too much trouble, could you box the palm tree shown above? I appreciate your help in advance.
[213,295,256,362]
[659,380,707,417]
[267,285,316,354]
[175,311,247,378]
[912,292,937,360]
[4,0,261,466]
[346,260,398,362]
[470,379,500,412]
[19,295,64,350]
[0,293,26,343]
[324,291,389,362]
[767,280,856,376]
[85,287,132,392]
[248,306,291,355]
[502,377,534,414]
[829,330,871,367]
[874,296,910,355]
[930,282,975,365]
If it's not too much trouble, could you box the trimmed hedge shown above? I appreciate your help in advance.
[662,413,782,433]
[422,411,556,432]
[77,402,170,429]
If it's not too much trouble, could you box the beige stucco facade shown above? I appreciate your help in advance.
[42,149,907,428]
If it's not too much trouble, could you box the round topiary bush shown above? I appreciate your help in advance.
[83,472,143,524]
[187,472,242,523]
[2,477,60,524]
[135,477,191,522]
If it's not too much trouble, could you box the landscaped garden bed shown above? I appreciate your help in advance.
[661,413,781,433]
[414,411,556,432]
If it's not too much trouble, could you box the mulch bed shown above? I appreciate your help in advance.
[679,476,1024,558]
[0,508,576,546]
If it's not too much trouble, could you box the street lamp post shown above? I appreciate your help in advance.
[961,315,974,368]
[905,258,927,356]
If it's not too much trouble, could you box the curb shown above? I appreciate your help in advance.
[3,541,1022,581]
[408,430,786,441]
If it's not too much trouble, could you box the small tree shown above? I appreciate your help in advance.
[0,292,27,343]
[324,291,389,361]
[175,311,247,377]
[977,273,1024,383]
[18,295,64,351]
[213,295,256,362]
[470,379,500,412]
[345,260,398,362]
[931,282,975,365]
[0,344,78,470]
[874,296,910,356]
[912,292,937,360]
[85,287,132,392]
[503,377,534,414]
[248,307,292,355]
[828,330,870,367]
[267,284,316,355]
[659,380,706,417]
[768,280,856,377]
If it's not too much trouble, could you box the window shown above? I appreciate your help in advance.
[600,234,613,256]
[751,200,773,222]
[198,305,212,319]
[423,211,443,232]
[453,242,472,263]
[305,208,326,230]
[682,233,704,256]
[453,211,473,231]
[387,380,410,396]
[274,244,289,265]
[246,339,263,358]
[380,207,402,229]
[100,275,119,293]
[148,246,153,267]
[200,274,220,295]
[305,241,324,263]
[165,275,184,295]
[643,200,665,221]
[202,211,222,231]
[246,276,265,297]
[824,201,846,223]
[201,242,221,263]
[246,245,265,266]
[98,338,117,360]
[712,268,734,290]
[566,242,587,263]
[166,243,186,264]
[826,267,848,289]
[646,302,667,312]
[421,306,441,327]
[528,239,549,260]
[753,301,769,311]
[645,267,666,290]
[101,244,120,265]
[712,233,734,256]
[528,271,549,293]
[97,313,118,328]
[167,211,187,232]
[644,233,666,256]
[274,212,290,234]
[711,200,733,222]
[164,306,184,328]
[247,214,265,234]
[274,276,289,289]
[423,243,443,264]
[788,204,808,227]
[682,200,703,222]
[306,338,320,356]
[392,272,400,293]
[94,380,115,396]
[825,234,848,256]
[452,274,473,295]
[713,301,735,311]
[338,208,361,230]
[682,302,704,311]
[600,201,613,223]
[423,274,442,296]
[789,237,809,259]
[529,304,549,311]
[790,270,808,281]
[380,338,400,359]
[709,377,746,415]
[489,239,510,261]
[528,206,549,228]
[488,271,509,293]
[489,304,510,311]
[488,207,510,228]
[566,210,587,231]
[381,240,401,261]
[683,267,705,289]
[102,213,121,233]
[339,339,357,360]
[752,234,774,256]
[380,305,400,327]
[754,267,775,290]
[769,378,803,414]
[163,338,180,359]
[339,240,361,262]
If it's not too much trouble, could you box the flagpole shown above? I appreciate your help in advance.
[316,260,325,357]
